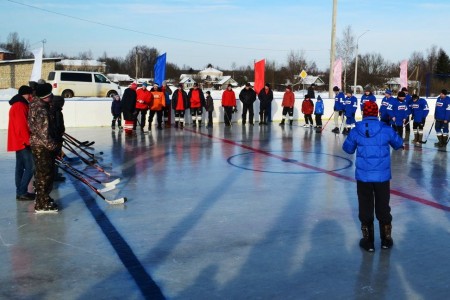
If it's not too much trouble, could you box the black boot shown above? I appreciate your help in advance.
[192,120,197,127]
[279,119,285,126]
[175,121,179,128]
[380,223,393,249]
[332,127,340,133]
[360,223,375,252]
[289,120,293,126]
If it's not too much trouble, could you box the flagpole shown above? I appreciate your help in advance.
[329,0,337,98]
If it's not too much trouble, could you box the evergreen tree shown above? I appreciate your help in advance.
[435,48,450,74]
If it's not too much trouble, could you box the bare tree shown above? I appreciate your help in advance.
[336,25,356,92]
[286,50,308,83]
[0,32,31,58]
[124,45,159,79]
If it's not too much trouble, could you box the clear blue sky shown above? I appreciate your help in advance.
[1,0,449,71]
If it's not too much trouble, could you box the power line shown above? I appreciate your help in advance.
[6,0,313,53]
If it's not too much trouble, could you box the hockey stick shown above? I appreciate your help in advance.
[62,143,111,176]
[64,138,98,161]
[420,120,435,144]
[320,111,335,133]
[57,163,126,204]
[64,133,94,147]
[56,157,120,188]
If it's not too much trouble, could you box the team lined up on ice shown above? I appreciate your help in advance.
[331,86,450,147]
[112,81,450,145]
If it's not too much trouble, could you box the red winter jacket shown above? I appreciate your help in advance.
[135,87,153,110]
[301,99,314,115]
[221,89,236,107]
[282,91,295,107]
[7,95,30,152]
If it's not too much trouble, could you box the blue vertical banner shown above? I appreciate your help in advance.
[154,53,166,86]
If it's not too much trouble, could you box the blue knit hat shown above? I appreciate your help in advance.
[385,89,392,95]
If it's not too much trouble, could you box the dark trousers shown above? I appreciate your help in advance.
[224,106,233,125]
[163,106,171,124]
[282,107,294,119]
[148,110,163,127]
[112,113,122,128]
[357,180,392,225]
[315,114,323,126]
[393,124,404,138]
[133,109,148,129]
[304,114,313,125]
[241,103,254,124]
[174,110,185,123]
[207,110,213,126]
[260,107,269,124]
[31,146,56,205]
[15,147,35,196]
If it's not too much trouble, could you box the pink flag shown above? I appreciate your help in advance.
[400,60,408,89]
[254,59,265,94]
[333,58,342,89]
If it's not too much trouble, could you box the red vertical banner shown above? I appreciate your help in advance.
[254,59,265,94]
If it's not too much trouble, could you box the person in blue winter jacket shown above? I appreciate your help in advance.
[342,101,403,252]
[434,89,450,147]
[401,87,413,134]
[314,95,324,131]
[410,94,429,145]
[342,90,358,135]
[379,90,393,125]
[360,86,376,114]
[331,86,346,133]
[387,91,410,140]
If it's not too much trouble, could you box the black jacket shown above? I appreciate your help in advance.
[121,88,137,120]
[258,89,274,109]
[239,88,256,105]
[171,89,189,110]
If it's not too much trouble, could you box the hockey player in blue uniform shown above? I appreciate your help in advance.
[379,90,393,125]
[387,91,410,140]
[331,86,346,133]
[360,86,376,114]
[342,90,358,135]
[434,89,450,148]
[410,94,429,145]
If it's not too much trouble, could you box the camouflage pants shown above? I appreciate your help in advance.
[31,146,56,205]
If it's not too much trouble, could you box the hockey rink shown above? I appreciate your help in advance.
[0,124,449,299]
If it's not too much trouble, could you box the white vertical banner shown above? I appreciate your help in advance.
[333,58,343,89]
[30,47,43,82]
[400,60,408,89]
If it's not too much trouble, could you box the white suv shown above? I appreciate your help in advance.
[47,71,121,98]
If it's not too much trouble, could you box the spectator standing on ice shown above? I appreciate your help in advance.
[205,91,214,128]
[331,86,345,133]
[221,84,236,127]
[239,82,256,125]
[162,81,173,128]
[307,84,316,99]
[342,90,358,135]
[433,89,450,148]
[7,85,35,201]
[258,83,273,125]
[279,85,295,126]
[111,94,122,130]
[301,94,314,127]
[410,94,429,145]
[28,83,60,213]
[314,95,324,131]
[149,83,166,130]
[121,83,137,136]
[134,82,152,132]
[172,84,189,129]
[342,101,403,252]
[379,89,393,125]
[188,83,206,127]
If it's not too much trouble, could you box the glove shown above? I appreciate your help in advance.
[233,106,238,113]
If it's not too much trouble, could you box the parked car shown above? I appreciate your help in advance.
[47,71,121,98]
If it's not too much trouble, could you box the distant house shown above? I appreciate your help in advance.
[214,76,238,90]
[57,59,106,73]
[299,75,325,87]
[180,77,196,89]
[0,47,15,60]
[0,57,61,89]
[198,67,223,81]
[386,77,420,93]
[107,73,135,86]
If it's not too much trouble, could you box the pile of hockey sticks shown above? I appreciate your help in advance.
[58,133,127,204]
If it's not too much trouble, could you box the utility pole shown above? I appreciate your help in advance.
[135,47,138,83]
[329,0,338,98]
[353,30,369,94]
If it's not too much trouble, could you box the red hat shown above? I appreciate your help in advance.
[363,101,378,117]
[130,83,137,90]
